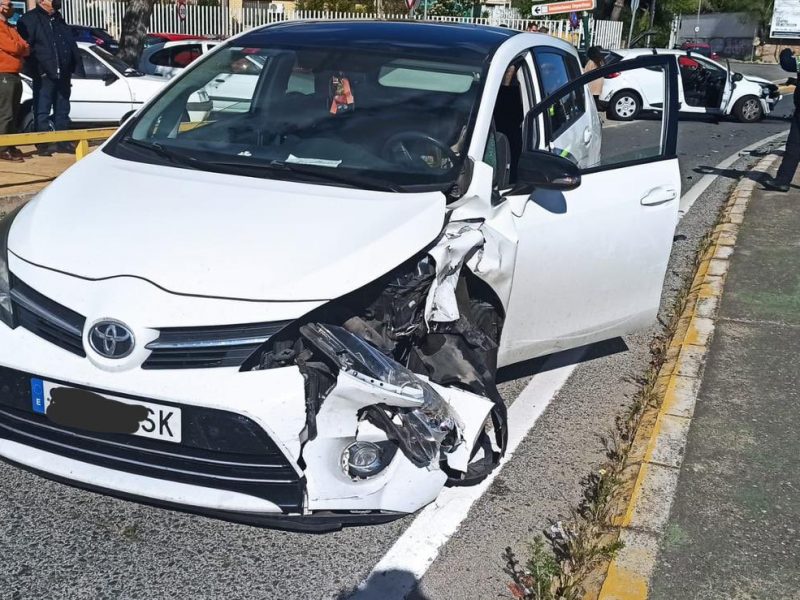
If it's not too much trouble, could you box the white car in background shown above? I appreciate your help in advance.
[600,48,781,122]
[138,39,220,78]
[138,40,268,114]
[19,42,211,130]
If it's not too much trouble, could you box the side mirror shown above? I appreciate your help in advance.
[506,150,581,197]
[103,73,118,86]
[731,72,743,82]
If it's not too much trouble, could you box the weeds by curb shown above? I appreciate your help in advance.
[503,173,744,600]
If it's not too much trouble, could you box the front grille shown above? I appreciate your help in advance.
[143,321,289,370]
[10,278,86,357]
[0,367,304,512]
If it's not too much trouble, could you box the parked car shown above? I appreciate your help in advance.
[70,25,119,54]
[144,33,210,48]
[138,39,220,78]
[678,41,720,61]
[18,42,210,129]
[600,48,781,122]
[7,0,24,26]
[0,22,681,531]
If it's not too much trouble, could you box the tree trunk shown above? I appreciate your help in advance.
[609,0,625,21]
[119,0,156,67]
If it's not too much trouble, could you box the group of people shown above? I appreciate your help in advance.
[0,0,82,162]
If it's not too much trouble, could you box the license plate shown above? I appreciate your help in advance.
[30,378,182,444]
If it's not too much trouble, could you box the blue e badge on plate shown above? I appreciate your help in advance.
[30,378,45,414]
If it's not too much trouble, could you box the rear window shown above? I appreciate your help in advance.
[378,59,477,93]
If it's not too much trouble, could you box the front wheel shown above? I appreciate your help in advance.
[18,105,54,134]
[606,90,642,121]
[732,96,764,123]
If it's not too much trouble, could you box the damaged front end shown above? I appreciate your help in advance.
[247,222,509,517]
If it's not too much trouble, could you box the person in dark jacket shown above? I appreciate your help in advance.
[765,48,800,192]
[16,0,84,155]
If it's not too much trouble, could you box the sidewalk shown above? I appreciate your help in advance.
[0,146,80,214]
[648,164,800,597]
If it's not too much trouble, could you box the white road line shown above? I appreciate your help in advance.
[351,128,790,600]
[678,130,789,218]
[352,353,582,600]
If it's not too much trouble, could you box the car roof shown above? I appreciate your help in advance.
[615,48,694,57]
[238,21,518,61]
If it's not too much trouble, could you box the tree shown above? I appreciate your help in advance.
[427,0,468,16]
[118,0,156,67]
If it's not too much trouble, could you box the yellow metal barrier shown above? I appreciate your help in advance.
[0,127,118,160]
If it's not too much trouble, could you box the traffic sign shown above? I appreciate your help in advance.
[531,0,595,17]
[177,0,187,21]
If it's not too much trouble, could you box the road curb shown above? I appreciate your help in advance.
[596,151,782,600]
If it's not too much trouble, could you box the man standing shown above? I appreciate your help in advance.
[17,0,83,156]
[766,48,800,192]
[0,0,28,162]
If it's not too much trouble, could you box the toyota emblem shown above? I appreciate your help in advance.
[89,321,135,359]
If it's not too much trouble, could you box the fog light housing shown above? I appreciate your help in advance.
[342,441,392,480]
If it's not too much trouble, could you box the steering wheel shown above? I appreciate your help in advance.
[381,132,458,171]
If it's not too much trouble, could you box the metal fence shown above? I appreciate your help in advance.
[62,1,623,48]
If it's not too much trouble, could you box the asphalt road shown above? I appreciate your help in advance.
[0,98,794,600]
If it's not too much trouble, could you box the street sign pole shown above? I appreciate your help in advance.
[626,0,639,48]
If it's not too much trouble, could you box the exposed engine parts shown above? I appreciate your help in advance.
[253,222,508,486]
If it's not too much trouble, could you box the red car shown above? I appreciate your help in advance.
[679,42,720,61]
[144,33,210,48]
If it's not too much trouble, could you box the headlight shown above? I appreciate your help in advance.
[300,323,462,468]
[0,205,22,327]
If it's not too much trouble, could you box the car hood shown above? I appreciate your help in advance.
[742,74,773,86]
[9,151,447,301]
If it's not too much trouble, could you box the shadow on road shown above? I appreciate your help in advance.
[338,569,432,600]
[497,337,629,384]
[692,155,800,191]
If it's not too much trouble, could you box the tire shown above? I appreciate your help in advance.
[17,104,54,134]
[606,90,642,121]
[732,96,764,123]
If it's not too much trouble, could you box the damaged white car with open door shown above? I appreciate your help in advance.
[601,48,780,122]
[0,22,680,531]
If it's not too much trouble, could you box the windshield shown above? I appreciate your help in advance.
[93,45,143,76]
[107,43,486,190]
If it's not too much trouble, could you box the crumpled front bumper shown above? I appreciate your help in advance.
[0,319,491,530]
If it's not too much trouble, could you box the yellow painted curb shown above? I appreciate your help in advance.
[596,152,783,600]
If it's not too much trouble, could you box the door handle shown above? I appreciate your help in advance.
[583,127,593,145]
[640,186,678,206]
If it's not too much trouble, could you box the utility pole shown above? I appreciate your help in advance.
[646,0,655,46]
[695,0,701,41]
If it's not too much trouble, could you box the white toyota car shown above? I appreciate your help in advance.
[0,22,681,530]
[601,48,781,122]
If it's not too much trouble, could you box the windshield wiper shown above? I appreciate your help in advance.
[122,138,209,171]
[265,160,401,192]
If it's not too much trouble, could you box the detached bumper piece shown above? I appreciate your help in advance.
[0,367,304,513]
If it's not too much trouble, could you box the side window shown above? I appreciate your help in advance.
[150,48,173,67]
[528,56,679,172]
[487,57,533,189]
[80,50,112,79]
[533,50,585,138]
[172,45,202,69]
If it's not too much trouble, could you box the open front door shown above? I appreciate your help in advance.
[720,58,736,113]
[495,54,681,366]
